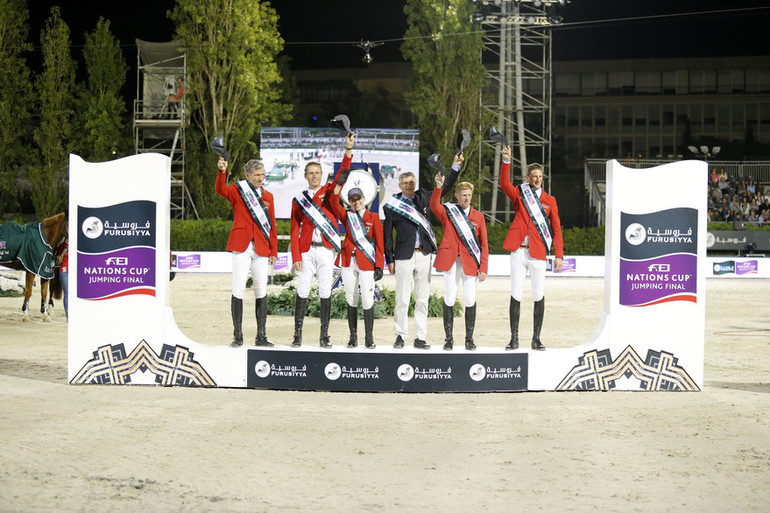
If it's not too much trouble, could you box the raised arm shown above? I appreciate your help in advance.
[441,152,463,200]
[329,185,348,223]
[215,157,234,200]
[499,145,518,201]
[430,172,448,222]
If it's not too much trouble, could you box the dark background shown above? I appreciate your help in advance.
[26,0,770,71]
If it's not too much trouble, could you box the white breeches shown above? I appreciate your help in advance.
[509,248,546,302]
[443,257,478,307]
[231,242,269,299]
[340,259,376,310]
[296,245,335,299]
[393,250,431,340]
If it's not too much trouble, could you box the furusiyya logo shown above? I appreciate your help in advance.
[82,216,104,239]
[81,216,151,239]
[255,361,307,378]
[625,223,646,245]
[324,362,379,380]
[625,222,693,246]
[325,362,342,380]
[470,364,523,381]
[397,364,414,382]
[397,365,452,382]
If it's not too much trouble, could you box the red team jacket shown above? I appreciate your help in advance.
[215,171,278,257]
[289,155,348,263]
[498,161,563,261]
[430,187,489,276]
[330,191,385,271]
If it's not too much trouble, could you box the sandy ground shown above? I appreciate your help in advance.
[1,273,768,512]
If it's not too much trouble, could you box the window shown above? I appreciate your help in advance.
[555,73,581,96]
[581,72,607,96]
[636,71,661,94]
[608,71,633,95]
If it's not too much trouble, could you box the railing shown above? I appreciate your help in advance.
[133,99,185,124]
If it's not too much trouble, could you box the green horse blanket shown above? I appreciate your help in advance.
[0,221,56,279]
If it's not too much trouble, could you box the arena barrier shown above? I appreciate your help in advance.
[68,154,705,391]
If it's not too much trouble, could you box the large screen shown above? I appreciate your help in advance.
[260,127,420,219]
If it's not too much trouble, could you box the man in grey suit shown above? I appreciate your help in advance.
[383,155,461,349]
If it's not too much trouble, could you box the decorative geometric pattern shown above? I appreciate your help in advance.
[556,345,699,391]
[71,339,216,386]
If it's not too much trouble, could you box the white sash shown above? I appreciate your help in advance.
[346,210,376,266]
[443,202,481,269]
[383,194,437,252]
[236,181,271,243]
[293,191,342,252]
[518,184,553,252]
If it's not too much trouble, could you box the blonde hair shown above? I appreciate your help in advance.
[455,181,474,194]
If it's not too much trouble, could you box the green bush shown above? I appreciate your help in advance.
[562,226,605,255]
[171,218,291,252]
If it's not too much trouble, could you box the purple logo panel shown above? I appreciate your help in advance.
[620,254,697,306]
[736,260,758,275]
[274,254,290,272]
[176,254,201,270]
[78,247,156,300]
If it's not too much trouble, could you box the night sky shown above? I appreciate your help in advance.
[25,0,770,71]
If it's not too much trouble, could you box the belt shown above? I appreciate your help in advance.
[520,244,528,248]
[311,241,325,247]
[415,248,422,252]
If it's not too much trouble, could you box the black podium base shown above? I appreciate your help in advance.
[246,348,528,392]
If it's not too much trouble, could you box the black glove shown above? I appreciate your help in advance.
[337,168,351,186]
[374,267,383,281]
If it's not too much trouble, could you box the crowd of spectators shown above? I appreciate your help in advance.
[708,168,770,225]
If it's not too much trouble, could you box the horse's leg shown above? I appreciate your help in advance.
[22,273,33,321]
[41,279,52,322]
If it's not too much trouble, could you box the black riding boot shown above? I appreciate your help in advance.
[505,297,520,350]
[364,307,375,349]
[347,305,358,348]
[230,296,243,347]
[442,303,454,350]
[531,298,546,350]
[291,296,307,347]
[464,304,477,350]
[255,296,274,347]
[319,297,332,348]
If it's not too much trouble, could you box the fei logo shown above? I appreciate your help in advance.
[105,256,128,266]
[648,263,670,272]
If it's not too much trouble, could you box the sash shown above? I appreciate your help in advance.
[293,191,342,252]
[346,211,376,267]
[236,181,271,242]
[383,194,437,252]
[443,202,481,269]
[517,184,553,252]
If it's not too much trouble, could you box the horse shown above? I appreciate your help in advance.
[0,213,67,321]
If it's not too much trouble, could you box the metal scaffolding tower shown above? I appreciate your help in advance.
[133,40,197,220]
[474,0,564,224]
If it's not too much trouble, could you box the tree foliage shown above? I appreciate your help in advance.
[0,0,34,213]
[170,0,291,165]
[170,0,292,219]
[401,0,492,195]
[30,6,75,217]
[79,17,129,162]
